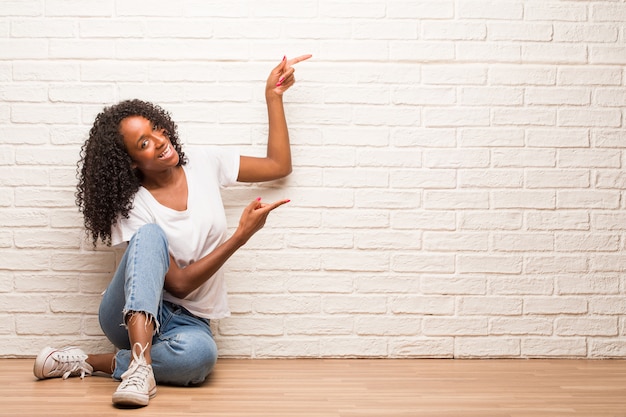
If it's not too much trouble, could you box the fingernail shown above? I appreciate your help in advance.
[279,76,285,83]
[275,81,282,87]
[282,55,286,61]
[256,197,262,201]
[286,199,291,203]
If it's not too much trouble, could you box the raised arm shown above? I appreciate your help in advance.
[165,56,310,297]
[237,54,312,183]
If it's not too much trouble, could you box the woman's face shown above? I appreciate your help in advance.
[119,115,179,176]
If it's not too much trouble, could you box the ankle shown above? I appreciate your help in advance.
[86,353,116,374]
[131,343,152,364]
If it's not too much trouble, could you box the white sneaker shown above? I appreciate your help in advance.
[33,346,93,380]
[112,343,156,407]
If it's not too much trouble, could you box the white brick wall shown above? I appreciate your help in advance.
[1,0,625,359]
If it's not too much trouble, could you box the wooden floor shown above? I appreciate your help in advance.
[1,358,626,417]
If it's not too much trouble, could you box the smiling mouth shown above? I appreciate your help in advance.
[159,144,173,159]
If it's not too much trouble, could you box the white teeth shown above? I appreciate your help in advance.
[159,145,171,158]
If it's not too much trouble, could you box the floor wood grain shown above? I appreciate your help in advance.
[1,358,626,417]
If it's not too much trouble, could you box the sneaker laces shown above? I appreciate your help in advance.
[119,343,152,390]
[51,348,91,380]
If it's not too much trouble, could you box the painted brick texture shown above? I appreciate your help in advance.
[1,0,625,358]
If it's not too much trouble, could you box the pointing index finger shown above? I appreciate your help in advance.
[267,199,291,211]
[287,54,312,66]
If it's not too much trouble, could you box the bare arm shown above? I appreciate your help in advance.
[237,54,312,183]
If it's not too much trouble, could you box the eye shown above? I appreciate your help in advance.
[140,139,149,149]
[152,123,160,131]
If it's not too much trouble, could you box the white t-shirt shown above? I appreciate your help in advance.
[111,146,240,319]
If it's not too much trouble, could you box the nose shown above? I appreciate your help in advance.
[154,132,166,148]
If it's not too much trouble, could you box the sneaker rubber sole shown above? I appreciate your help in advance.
[112,386,157,407]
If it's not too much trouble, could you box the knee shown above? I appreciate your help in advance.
[158,331,218,386]
[128,223,169,263]
[135,223,167,246]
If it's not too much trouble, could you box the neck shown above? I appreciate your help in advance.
[141,165,182,190]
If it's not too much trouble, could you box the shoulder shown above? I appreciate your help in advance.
[186,146,240,172]
[186,146,237,161]
[185,146,240,186]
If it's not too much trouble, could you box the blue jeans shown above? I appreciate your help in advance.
[99,224,218,386]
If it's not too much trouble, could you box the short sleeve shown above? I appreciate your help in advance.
[189,146,241,188]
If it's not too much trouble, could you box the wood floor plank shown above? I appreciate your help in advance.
[1,359,626,416]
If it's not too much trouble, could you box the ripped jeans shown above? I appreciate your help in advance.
[99,224,218,386]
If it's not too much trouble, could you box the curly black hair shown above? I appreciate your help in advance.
[76,99,187,246]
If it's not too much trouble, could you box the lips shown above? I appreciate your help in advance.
[158,144,173,159]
